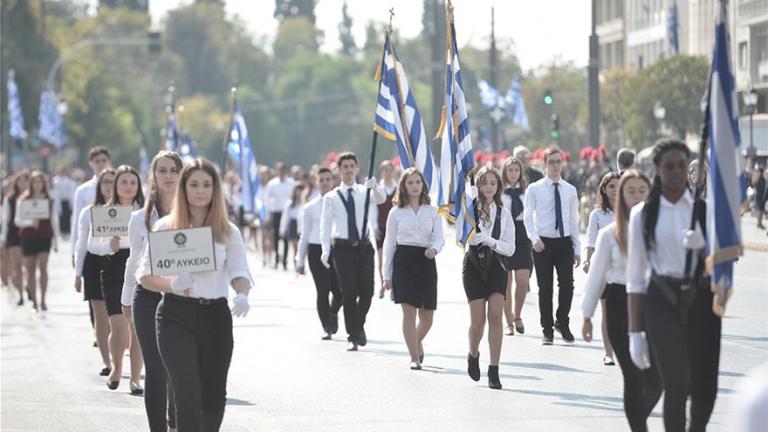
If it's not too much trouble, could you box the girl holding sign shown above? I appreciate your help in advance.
[1,170,29,306]
[88,165,145,393]
[123,151,181,432]
[14,171,59,312]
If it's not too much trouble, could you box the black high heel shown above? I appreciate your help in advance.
[107,380,119,390]
[488,365,502,390]
[467,353,480,382]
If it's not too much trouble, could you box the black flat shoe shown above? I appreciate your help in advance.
[16,298,23,306]
[358,330,367,347]
[346,341,358,352]
[321,332,332,340]
[130,382,144,395]
[467,353,480,382]
[488,365,502,390]
[99,367,112,377]
[107,380,119,390]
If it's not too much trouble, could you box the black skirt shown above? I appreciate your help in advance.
[100,248,130,316]
[5,224,20,247]
[508,220,533,271]
[392,245,438,310]
[83,252,103,301]
[20,238,51,256]
[285,218,299,240]
[463,249,507,302]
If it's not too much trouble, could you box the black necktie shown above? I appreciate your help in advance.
[346,188,360,242]
[554,182,565,237]
[504,187,524,220]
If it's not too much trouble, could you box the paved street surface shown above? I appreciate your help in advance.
[2,221,767,431]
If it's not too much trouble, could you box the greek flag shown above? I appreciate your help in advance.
[38,86,66,149]
[477,79,503,110]
[705,1,744,315]
[373,34,436,189]
[226,109,261,215]
[435,9,476,247]
[179,132,197,163]
[164,111,178,152]
[667,2,679,56]
[7,69,26,141]
[505,79,530,132]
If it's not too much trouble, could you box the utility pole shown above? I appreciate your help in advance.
[489,6,500,152]
[588,0,601,150]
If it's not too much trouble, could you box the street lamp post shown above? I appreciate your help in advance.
[744,86,759,168]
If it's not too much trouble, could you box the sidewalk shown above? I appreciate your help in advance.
[741,214,768,252]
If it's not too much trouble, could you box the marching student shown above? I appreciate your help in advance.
[627,138,720,431]
[583,171,620,365]
[70,147,112,267]
[2,170,30,305]
[122,151,181,431]
[139,158,252,432]
[296,167,342,339]
[375,160,397,296]
[264,162,294,270]
[464,166,516,390]
[279,183,305,270]
[52,167,77,238]
[14,171,59,312]
[382,168,444,370]
[320,152,385,352]
[581,169,662,431]
[523,146,581,345]
[500,156,532,336]
[75,168,115,376]
[87,165,145,393]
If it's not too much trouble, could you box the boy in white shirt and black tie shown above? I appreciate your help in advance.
[320,152,386,351]
[523,146,581,345]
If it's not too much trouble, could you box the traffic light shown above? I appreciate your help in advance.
[148,31,162,53]
[550,113,560,141]
[544,89,553,105]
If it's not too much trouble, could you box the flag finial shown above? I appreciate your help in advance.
[387,8,395,33]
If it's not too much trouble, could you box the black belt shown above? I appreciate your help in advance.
[333,238,371,247]
[165,293,227,306]
[650,272,699,325]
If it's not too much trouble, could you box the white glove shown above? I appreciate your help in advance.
[466,185,478,199]
[629,331,652,370]
[683,229,706,250]
[482,236,498,248]
[231,293,249,318]
[365,177,377,189]
[170,272,195,293]
[320,253,330,269]
[473,231,489,245]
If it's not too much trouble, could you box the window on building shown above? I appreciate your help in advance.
[739,41,748,69]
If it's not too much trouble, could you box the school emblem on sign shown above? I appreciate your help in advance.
[108,208,118,218]
[174,233,187,247]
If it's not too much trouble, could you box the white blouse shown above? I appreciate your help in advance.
[279,201,301,236]
[74,207,92,277]
[382,205,445,280]
[586,208,614,249]
[121,207,158,307]
[295,195,323,268]
[581,224,626,318]
[137,217,254,300]
[468,201,516,257]
[87,204,138,255]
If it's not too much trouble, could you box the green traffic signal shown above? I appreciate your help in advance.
[550,130,560,140]
[544,89,553,105]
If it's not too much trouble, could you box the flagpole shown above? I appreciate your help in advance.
[221,85,237,172]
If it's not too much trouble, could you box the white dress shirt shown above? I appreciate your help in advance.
[137,217,254,300]
[70,177,97,253]
[581,224,626,318]
[586,208,614,249]
[87,204,138,256]
[121,207,158,307]
[523,176,581,254]
[627,190,702,294]
[382,205,445,280]
[295,195,323,268]
[74,207,92,277]
[0,198,11,245]
[469,202,517,257]
[264,177,295,213]
[320,183,386,258]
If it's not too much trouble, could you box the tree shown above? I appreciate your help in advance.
[274,0,316,24]
[272,17,322,70]
[600,68,631,149]
[338,1,356,57]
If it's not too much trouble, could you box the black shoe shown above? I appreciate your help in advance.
[321,332,332,340]
[99,367,112,377]
[467,353,480,382]
[93,341,98,348]
[555,321,575,344]
[409,361,422,370]
[107,380,119,390]
[358,329,367,347]
[329,314,339,334]
[542,328,554,345]
[346,341,358,351]
[488,365,502,390]
[16,298,23,306]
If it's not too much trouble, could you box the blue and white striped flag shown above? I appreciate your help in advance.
[226,109,261,216]
[705,1,744,315]
[505,79,530,132]
[38,86,66,149]
[435,7,476,247]
[373,34,437,190]
[164,110,178,152]
[477,79,503,110]
[179,132,197,163]
[667,2,679,56]
[7,69,26,141]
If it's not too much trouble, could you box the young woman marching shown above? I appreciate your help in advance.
[382,168,444,370]
[14,171,59,311]
[627,138,720,431]
[279,183,305,270]
[581,170,662,431]
[122,151,181,431]
[75,169,115,376]
[139,158,252,432]
[464,166,515,390]
[87,165,145,392]
[500,157,532,336]
[2,170,30,305]
[583,171,620,366]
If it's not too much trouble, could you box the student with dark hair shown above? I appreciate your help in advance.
[264,162,294,270]
[279,183,305,270]
[616,148,636,174]
[70,147,111,267]
[2,171,30,306]
[319,151,385,352]
[627,138,720,431]
[375,160,397,297]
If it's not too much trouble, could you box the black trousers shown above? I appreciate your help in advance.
[133,286,176,432]
[59,200,71,235]
[270,211,288,268]
[307,244,342,332]
[156,294,233,432]
[332,242,374,342]
[605,283,662,432]
[532,237,574,329]
[645,280,721,432]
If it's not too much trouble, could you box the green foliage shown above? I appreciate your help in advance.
[338,1,356,57]
[272,17,322,72]
[274,0,316,24]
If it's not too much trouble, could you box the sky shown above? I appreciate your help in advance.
[143,0,591,71]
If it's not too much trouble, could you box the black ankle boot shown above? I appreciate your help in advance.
[467,353,480,382]
[488,365,502,389]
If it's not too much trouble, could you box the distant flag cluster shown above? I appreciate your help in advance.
[179,132,197,163]
[164,109,178,152]
[476,78,529,132]
[38,87,66,149]
[6,69,26,141]
[226,107,263,218]
[667,2,679,56]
